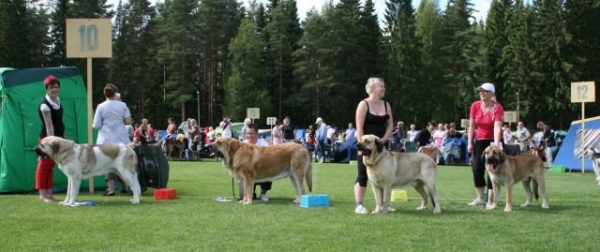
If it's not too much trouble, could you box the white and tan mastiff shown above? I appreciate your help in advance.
[483,145,549,212]
[34,136,141,206]
[356,135,441,214]
[209,137,312,205]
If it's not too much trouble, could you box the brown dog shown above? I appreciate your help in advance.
[209,137,312,205]
[483,145,549,212]
[356,135,441,214]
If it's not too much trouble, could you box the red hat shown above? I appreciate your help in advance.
[44,75,60,87]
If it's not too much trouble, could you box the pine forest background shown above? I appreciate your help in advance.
[1,0,599,131]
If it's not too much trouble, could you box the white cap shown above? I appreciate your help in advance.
[315,117,323,124]
[477,83,495,93]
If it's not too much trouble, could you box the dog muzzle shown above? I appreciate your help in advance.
[34,147,50,159]
[485,157,499,172]
[355,144,371,156]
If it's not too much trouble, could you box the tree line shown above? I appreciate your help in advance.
[1,0,599,130]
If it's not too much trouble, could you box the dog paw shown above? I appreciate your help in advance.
[433,209,442,214]
[542,204,550,209]
[503,208,513,212]
[485,204,497,210]
[416,206,427,211]
[520,203,530,208]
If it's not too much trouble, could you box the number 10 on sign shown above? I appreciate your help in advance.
[66,19,112,58]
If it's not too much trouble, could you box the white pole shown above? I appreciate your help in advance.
[196,91,200,126]
[582,102,585,174]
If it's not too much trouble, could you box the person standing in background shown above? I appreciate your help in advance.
[280,116,296,143]
[315,117,328,163]
[93,85,133,196]
[515,121,531,153]
[219,116,232,138]
[271,119,283,145]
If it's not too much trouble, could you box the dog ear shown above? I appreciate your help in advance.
[376,138,384,153]
[481,150,486,162]
[498,148,506,163]
[228,139,239,155]
[51,141,60,156]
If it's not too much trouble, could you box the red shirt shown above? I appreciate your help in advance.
[470,100,504,140]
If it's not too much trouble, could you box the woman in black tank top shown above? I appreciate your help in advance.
[353,77,394,214]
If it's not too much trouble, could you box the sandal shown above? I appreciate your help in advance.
[104,192,115,196]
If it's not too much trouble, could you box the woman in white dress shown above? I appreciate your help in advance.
[93,84,133,196]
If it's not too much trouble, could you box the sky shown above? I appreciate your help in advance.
[271,0,493,22]
[105,0,493,22]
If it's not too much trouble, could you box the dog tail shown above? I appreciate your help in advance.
[306,154,313,193]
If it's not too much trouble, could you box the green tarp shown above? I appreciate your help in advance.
[0,67,105,193]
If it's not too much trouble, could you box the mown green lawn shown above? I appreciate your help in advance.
[1,159,598,252]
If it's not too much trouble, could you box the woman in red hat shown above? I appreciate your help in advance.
[36,75,65,202]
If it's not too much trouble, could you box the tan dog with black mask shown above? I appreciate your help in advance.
[483,145,549,212]
[356,134,441,214]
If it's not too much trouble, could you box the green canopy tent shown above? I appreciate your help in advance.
[0,67,105,193]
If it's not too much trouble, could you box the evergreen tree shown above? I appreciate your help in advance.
[266,0,302,119]
[109,0,157,120]
[383,0,423,124]
[0,0,33,68]
[530,0,575,126]
[503,0,536,121]
[226,16,272,121]
[48,0,70,66]
[197,0,241,126]
[440,0,476,122]
[564,0,600,117]
[483,0,513,102]
[28,5,52,67]
[156,0,197,121]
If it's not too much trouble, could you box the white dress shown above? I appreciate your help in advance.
[92,100,131,144]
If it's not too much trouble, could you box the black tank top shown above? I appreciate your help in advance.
[363,99,389,138]
[38,98,65,138]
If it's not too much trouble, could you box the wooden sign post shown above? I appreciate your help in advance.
[571,81,596,174]
[66,19,112,193]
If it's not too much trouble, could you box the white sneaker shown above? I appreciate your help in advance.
[260,194,269,202]
[319,157,324,163]
[355,205,368,214]
[468,198,486,206]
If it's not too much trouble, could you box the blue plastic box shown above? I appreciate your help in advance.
[300,194,330,208]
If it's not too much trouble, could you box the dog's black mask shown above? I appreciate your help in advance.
[485,156,499,169]
[208,145,224,158]
[34,146,50,159]
[355,143,371,156]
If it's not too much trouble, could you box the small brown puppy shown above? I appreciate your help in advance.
[483,145,550,212]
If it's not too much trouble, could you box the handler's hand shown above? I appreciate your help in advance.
[467,143,473,153]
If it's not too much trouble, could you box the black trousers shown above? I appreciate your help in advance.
[472,140,493,189]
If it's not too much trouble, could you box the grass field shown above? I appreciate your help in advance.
[1,159,599,252]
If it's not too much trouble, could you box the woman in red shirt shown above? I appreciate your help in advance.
[467,83,504,207]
